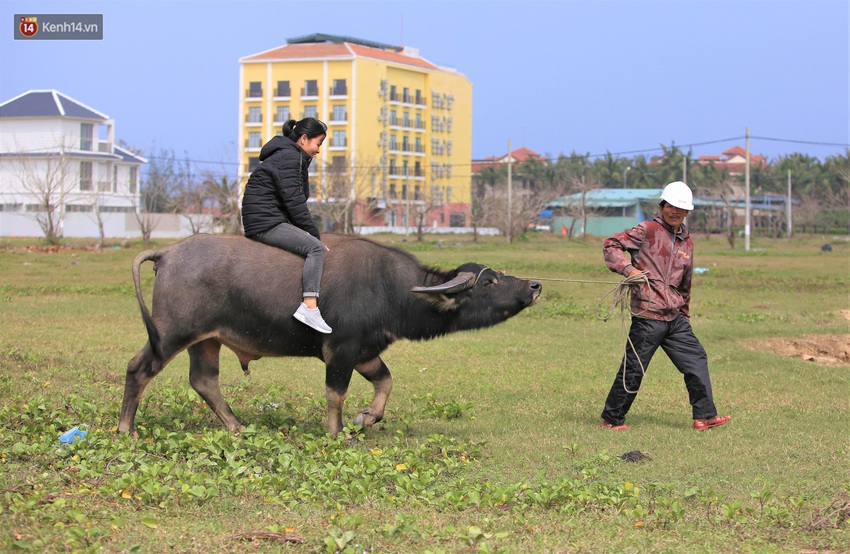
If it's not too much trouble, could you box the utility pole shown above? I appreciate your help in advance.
[507,138,512,243]
[745,127,751,252]
[787,169,793,241]
[682,157,687,184]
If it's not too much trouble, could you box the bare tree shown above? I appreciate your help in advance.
[8,135,78,244]
[129,148,183,241]
[311,155,385,234]
[311,155,358,233]
[563,175,602,240]
[202,171,243,234]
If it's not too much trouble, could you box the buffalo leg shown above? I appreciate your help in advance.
[118,342,164,437]
[352,356,393,428]
[324,349,359,435]
[188,339,244,434]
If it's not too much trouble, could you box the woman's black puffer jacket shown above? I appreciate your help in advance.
[241,135,320,239]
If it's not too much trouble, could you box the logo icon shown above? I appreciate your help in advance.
[19,16,38,38]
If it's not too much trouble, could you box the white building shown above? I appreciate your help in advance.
[0,89,149,239]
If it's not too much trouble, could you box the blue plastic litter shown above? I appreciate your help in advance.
[58,427,87,443]
[694,267,709,274]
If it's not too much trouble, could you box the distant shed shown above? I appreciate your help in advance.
[545,188,664,237]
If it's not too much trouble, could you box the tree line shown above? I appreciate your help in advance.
[471,145,849,243]
[134,144,848,244]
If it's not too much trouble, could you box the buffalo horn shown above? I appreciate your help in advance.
[411,271,477,294]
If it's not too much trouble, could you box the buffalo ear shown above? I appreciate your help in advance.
[411,271,477,311]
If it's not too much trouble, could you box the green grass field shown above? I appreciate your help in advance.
[1,232,848,553]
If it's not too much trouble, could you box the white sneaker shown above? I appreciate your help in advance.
[293,303,332,334]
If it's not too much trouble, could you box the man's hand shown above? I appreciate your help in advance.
[628,269,643,277]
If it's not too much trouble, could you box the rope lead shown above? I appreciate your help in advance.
[523,271,650,395]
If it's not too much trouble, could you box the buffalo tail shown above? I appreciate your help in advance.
[132,249,165,362]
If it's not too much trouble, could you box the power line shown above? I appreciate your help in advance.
[141,134,849,175]
[750,135,850,148]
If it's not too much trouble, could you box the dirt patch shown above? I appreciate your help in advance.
[752,334,850,366]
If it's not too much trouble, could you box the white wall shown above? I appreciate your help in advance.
[0,212,214,240]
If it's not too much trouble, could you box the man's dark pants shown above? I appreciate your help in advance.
[601,314,718,426]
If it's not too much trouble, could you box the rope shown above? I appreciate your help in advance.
[524,271,650,394]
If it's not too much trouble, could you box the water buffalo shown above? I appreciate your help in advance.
[119,233,541,436]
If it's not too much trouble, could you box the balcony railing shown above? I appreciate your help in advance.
[246,88,262,98]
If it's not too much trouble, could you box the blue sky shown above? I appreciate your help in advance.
[2,0,848,177]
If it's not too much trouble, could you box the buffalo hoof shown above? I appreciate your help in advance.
[116,427,139,440]
[353,409,381,428]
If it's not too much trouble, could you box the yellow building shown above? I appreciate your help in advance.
[238,34,472,231]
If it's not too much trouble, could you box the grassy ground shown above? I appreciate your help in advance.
[1,232,848,553]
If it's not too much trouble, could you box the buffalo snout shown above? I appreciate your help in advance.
[528,280,542,305]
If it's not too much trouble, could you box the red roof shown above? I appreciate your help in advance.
[471,147,546,173]
[242,42,441,71]
[693,145,767,173]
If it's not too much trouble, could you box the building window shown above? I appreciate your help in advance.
[303,105,318,119]
[275,106,290,123]
[403,112,410,128]
[415,137,422,153]
[303,80,318,97]
[248,81,262,98]
[389,135,397,151]
[331,79,347,96]
[80,123,93,151]
[390,85,398,102]
[389,159,397,175]
[247,107,262,123]
[403,87,410,103]
[331,105,346,122]
[129,167,137,194]
[248,157,260,172]
[390,110,398,126]
[80,162,93,191]
[402,161,409,177]
[402,136,410,152]
[332,130,346,148]
[97,163,110,192]
[415,89,424,105]
[415,113,424,130]
[248,132,261,149]
[450,212,465,227]
[276,81,290,97]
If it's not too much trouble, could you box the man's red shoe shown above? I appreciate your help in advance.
[693,415,731,431]
[601,420,630,431]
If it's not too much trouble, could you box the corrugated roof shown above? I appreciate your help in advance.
[0,90,109,120]
[549,188,665,208]
[286,33,399,50]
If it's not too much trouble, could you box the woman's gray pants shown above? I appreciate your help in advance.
[249,222,325,298]
[601,314,718,426]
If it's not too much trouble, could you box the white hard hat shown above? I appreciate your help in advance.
[660,181,694,211]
